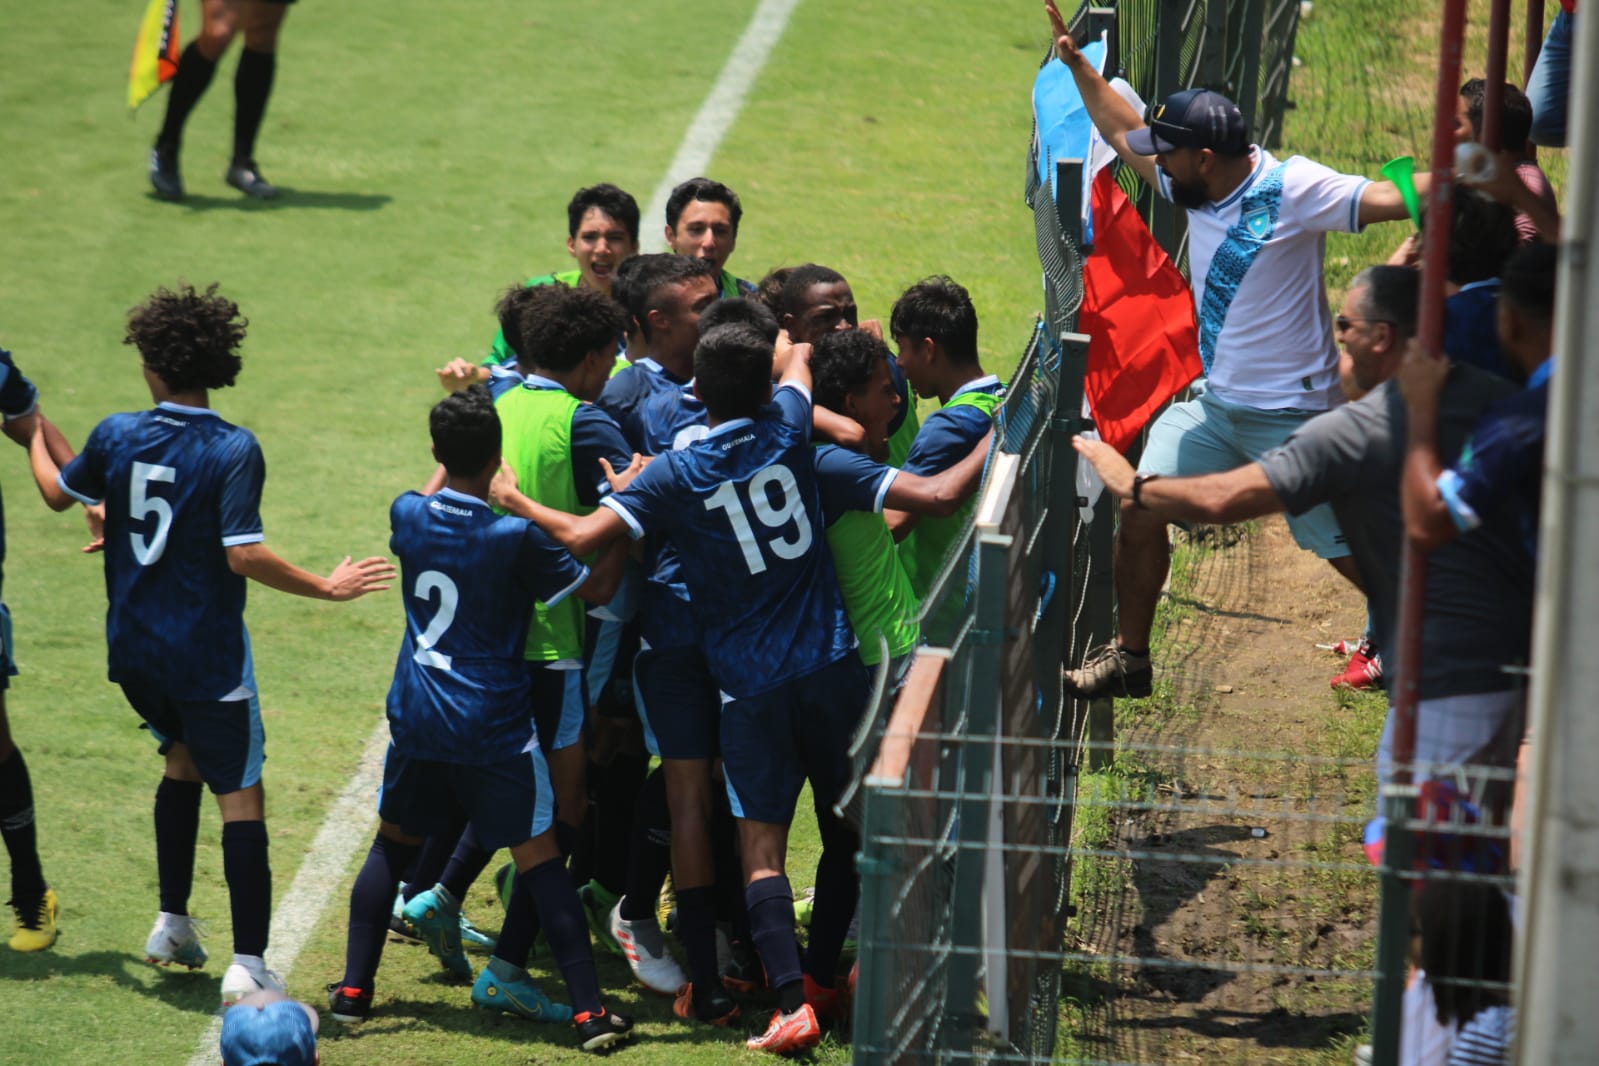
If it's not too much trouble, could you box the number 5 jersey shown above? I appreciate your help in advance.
[59,402,266,701]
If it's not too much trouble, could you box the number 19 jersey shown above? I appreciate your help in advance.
[59,402,265,702]
[386,489,590,764]
[600,383,855,699]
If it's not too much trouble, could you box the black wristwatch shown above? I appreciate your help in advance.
[1132,473,1160,510]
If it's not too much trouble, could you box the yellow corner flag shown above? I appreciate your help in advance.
[128,0,181,111]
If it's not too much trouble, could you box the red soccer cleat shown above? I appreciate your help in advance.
[746,1003,822,1054]
[1330,639,1383,690]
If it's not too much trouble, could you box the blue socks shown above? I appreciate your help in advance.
[746,874,804,1010]
[221,820,270,957]
[343,834,420,990]
[526,858,602,1017]
[803,815,861,986]
[153,776,202,915]
[676,885,719,992]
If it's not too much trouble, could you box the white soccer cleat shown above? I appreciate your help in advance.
[221,956,286,1005]
[144,912,208,970]
[609,901,687,995]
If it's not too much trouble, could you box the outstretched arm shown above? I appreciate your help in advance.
[883,428,994,522]
[27,420,80,513]
[490,462,633,557]
[1073,435,1283,523]
[226,544,396,601]
[1045,0,1159,189]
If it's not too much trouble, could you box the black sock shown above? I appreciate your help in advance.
[156,41,217,153]
[494,866,541,969]
[746,875,802,998]
[402,814,468,903]
[0,748,45,904]
[439,824,494,902]
[527,858,603,1017]
[554,820,579,863]
[589,751,647,897]
[620,767,670,922]
[802,815,861,985]
[676,885,719,993]
[221,820,271,957]
[153,777,203,915]
[231,47,275,165]
[342,834,419,990]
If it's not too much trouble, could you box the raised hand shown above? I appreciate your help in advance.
[600,454,650,494]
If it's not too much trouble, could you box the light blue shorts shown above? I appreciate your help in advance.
[1137,386,1350,559]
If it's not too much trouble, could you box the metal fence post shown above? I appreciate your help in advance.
[1148,0,1192,259]
[1085,488,1117,770]
[942,533,1011,1051]
[1369,784,1418,1066]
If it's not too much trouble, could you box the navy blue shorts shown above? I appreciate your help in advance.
[120,678,264,795]
[720,656,870,824]
[378,744,555,850]
[633,643,721,760]
[527,663,585,752]
[0,601,16,692]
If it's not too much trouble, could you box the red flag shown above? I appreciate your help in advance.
[1078,168,1202,453]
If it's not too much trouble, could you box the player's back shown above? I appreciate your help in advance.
[67,404,262,700]
[386,489,587,764]
[604,385,854,698]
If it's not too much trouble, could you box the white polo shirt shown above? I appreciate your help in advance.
[1159,147,1368,411]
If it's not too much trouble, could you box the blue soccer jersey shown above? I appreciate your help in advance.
[58,402,265,701]
[0,348,41,598]
[597,357,691,453]
[601,383,855,698]
[1437,359,1552,558]
[640,380,709,457]
[386,489,589,764]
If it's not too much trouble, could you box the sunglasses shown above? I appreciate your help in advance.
[1334,315,1394,332]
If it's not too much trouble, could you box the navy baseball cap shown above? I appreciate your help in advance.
[1126,88,1249,155]
[220,990,319,1066]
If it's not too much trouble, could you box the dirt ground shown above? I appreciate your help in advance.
[1065,516,1383,1065]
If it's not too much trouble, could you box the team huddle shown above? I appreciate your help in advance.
[1,176,1004,1055]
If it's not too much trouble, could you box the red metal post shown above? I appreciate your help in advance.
[1392,0,1470,780]
[1524,0,1546,87]
[1483,0,1513,150]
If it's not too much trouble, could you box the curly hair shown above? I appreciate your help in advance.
[812,328,889,413]
[521,284,627,373]
[754,267,793,319]
[125,283,247,393]
[431,384,500,476]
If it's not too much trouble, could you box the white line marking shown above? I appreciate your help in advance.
[640,0,803,250]
[181,7,801,1061]
[183,722,389,1066]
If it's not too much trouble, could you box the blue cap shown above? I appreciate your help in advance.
[1125,88,1249,155]
[219,991,319,1066]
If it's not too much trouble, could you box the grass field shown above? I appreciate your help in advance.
[0,1,1047,1063]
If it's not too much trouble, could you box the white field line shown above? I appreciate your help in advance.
[640,0,803,251]
[182,6,798,1061]
[183,721,389,1066]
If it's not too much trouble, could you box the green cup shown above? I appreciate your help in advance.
[1381,156,1422,229]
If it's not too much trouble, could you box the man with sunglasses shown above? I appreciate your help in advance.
[1044,0,1419,699]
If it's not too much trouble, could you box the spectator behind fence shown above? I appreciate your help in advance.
[1456,79,1560,244]
[1525,2,1576,147]
[1044,0,1418,703]
[1419,880,1516,1066]
[1071,265,1533,788]
[220,989,320,1066]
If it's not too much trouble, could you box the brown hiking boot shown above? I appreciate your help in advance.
[1063,643,1153,699]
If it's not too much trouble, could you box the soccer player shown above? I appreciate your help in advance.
[810,328,994,678]
[886,277,1006,616]
[486,184,642,365]
[0,347,88,952]
[328,388,633,1051]
[493,323,870,1053]
[148,0,295,201]
[28,283,396,1003]
[599,255,720,447]
[781,263,921,466]
[663,178,757,298]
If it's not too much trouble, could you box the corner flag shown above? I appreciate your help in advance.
[129,0,181,111]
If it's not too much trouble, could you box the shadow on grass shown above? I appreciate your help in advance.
[0,948,220,1014]
[1117,1005,1367,1049]
[145,190,394,212]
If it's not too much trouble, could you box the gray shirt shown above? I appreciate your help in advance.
[1259,366,1532,699]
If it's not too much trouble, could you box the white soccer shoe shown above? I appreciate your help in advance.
[221,956,286,1005]
[144,912,209,970]
[609,901,687,995]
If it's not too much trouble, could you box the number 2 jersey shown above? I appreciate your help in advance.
[386,489,589,763]
[59,402,266,701]
[600,383,855,699]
